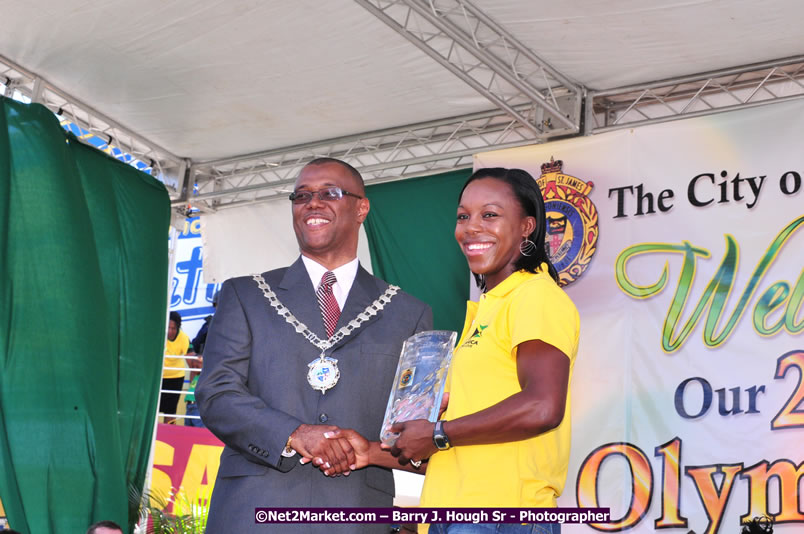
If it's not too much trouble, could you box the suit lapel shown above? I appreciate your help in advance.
[329,265,384,351]
[268,259,386,350]
[274,257,329,339]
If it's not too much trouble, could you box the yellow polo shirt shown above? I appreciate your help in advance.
[163,330,190,379]
[419,267,580,510]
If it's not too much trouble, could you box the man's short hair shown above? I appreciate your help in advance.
[305,157,365,192]
[87,520,124,534]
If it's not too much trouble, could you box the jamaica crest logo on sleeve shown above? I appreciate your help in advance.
[536,158,598,287]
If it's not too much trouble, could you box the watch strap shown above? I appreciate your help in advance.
[433,420,451,450]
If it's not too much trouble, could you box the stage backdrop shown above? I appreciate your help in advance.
[474,100,803,534]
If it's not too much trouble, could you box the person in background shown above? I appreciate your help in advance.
[741,517,773,533]
[184,355,205,428]
[86,520,123,534]
[161,310,192,424]
[191,290,218,355]
[185,292,217,427]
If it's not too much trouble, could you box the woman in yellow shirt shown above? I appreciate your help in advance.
[162,310,191,424]
[404,168,579,533]
[330,168,579,534]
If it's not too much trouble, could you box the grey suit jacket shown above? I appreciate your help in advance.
[196,258,432,533]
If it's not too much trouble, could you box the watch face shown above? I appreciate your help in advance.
[433,421,450,449]
[434,433,449,449]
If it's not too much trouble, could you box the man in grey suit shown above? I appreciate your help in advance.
[196,158,432,533]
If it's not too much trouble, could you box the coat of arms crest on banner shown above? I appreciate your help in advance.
[536,158,598,287]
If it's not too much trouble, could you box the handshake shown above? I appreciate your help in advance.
[291,424,370,477]
[289,393,449,476]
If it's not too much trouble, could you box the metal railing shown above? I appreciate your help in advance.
[158,354,203,422]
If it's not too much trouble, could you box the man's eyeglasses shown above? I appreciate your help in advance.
[289,186,363,205]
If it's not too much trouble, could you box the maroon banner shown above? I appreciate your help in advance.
[152,423,224,512]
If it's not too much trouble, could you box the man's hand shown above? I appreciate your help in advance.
[290,424,356,476]
[380,419,437,467]
[187,355,203,378]
[187,354,203,370]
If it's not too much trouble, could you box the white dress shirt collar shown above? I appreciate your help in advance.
[300,255,360,311]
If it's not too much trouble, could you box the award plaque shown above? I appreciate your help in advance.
[380,330,457,446]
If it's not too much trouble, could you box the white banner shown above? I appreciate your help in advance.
[169,217,220,340]
[475,100,804,534]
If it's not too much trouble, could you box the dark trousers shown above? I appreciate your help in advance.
[159,376,185,417]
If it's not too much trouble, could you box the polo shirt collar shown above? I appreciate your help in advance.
[485,270,532,298]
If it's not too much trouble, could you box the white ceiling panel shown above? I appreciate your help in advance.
[0,0,489,158]
[1,0,803,163]
[472,0,804,89]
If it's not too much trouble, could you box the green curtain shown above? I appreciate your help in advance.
[364,168,472,333]
[0,97,170,534]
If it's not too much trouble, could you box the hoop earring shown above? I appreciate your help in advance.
[519,238,536,257]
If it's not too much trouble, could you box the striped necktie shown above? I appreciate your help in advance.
[317,271,340,337]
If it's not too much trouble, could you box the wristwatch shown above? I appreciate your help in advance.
[433,420,451,450]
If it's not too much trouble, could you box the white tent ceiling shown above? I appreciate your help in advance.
[2,0,803,208]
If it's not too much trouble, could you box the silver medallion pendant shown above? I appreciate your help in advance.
[307,355,340,394]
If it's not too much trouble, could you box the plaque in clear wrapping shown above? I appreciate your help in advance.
[380,330,457,446]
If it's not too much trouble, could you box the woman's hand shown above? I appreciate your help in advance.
[292,424,356,476]
[382,419,437,467]
[323,428,371,470]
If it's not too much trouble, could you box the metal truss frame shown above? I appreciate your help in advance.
[188,106,541,211]
[185,56,804,211]
[354,0,583,139]
[0,54,187,199]
[587,55,804,134]
[4,51,804,214]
